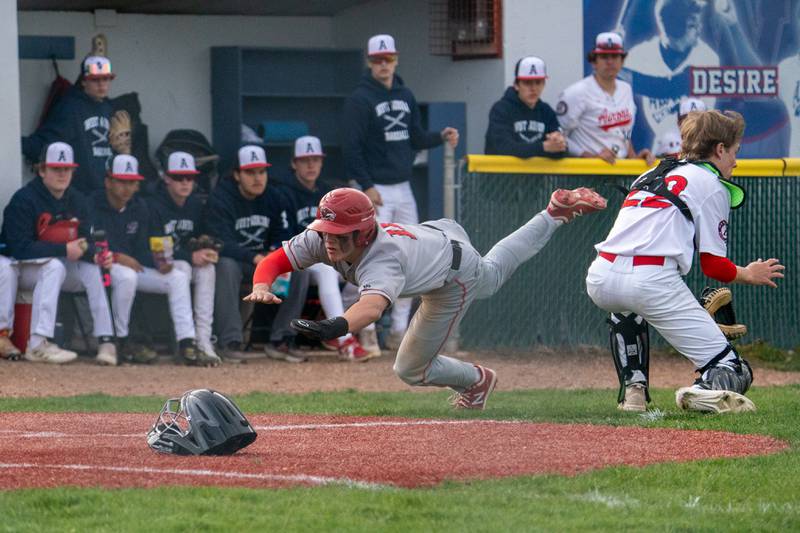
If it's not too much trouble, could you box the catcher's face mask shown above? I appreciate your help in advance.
[147,389,257,455]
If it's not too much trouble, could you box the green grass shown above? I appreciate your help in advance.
[1,387,800,532]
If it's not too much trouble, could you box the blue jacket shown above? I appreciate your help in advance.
[148,183,205,263]
[484,87,564,158]
[1,177,92,260]
[272,173,334,233]
[204,176,292,265]
[89,190,153,267]
[22,86,113,194]
[343,72,442,189]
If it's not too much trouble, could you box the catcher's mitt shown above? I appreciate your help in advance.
[700,286,747,340]
[109,110,132,154]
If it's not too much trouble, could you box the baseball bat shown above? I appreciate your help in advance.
[92,229,117,339]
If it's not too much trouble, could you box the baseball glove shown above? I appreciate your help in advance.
[700,286,747,340]
[187,234,223,252]
[109,110,132,154]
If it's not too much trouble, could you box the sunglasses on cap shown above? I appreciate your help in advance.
[167,174,195,182]
[368,55,397,65]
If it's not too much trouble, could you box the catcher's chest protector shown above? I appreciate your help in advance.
[630,158,695,222]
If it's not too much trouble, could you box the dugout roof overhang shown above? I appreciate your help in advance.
[18,0,372,17]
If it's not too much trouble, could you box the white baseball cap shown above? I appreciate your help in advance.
[237,145,271,170]
[679,97,708,118]
[515,56,547,80]
[368,34,397,56]
[167,151,200,175]
[82,55,115,79]
[655,130,682,158]
[592,32,626,55]
[109,154,144,181]
[42,142,79,168]
[294,136,325,159]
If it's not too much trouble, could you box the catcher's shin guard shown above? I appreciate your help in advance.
[608,313,651,403]
[696,344,753,395]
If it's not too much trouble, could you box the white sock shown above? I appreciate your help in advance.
[28,335,47,350]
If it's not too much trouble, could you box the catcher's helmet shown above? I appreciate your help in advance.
[308,188,377,247]
[146,389,257,455]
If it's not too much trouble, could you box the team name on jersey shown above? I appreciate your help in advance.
[83,116,110,131]
[235,215,269,230]
[513,120,545,142]
[375,100,411,142]
[295,206,317,228]
[164,219,194,236]
[598,108,633,131]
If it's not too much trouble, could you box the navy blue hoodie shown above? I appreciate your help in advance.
[89,190,153,267]
[204,176,292,265]
[343,72,442,189]
[484,87,564,158]
[272,173,334,233]
[1,177,92,260]
[22,86,113,194]
[148,183,205,263]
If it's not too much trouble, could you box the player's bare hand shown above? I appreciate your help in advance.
[637,149,656,166]
[586,148,616,164]
[66,238,87,261]
[243,283,282,304]
[441,127,459,148]
[192,249,218,266]
[543,132,567,153]
[94,251,113,269]
[744,258,784,288]
[116,252,144,272]
[364,187,383,207]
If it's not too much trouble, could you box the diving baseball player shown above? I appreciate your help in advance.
[585,110,784,414]
[244,186,607,409]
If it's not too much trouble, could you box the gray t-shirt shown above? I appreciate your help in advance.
[284,222,454,304]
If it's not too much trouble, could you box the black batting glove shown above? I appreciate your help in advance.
[291,316,349,341]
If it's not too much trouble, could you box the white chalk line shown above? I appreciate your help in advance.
[0,462,388,489]
[0,419,521,439]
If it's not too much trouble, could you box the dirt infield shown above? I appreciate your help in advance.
[0,413,788,490]
[2,348,799,397]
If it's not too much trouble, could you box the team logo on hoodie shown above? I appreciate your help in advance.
[514,120,545,143]
[375,100,411,142]
[84,116,112,158]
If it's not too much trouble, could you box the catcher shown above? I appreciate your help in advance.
[586,110,784,414]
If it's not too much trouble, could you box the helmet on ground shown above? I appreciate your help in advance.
[146,389,257,455]
[308,187,377,247]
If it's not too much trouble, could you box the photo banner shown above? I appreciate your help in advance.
[583,0,800,157]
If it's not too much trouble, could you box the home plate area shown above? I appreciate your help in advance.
[0,413,787,490]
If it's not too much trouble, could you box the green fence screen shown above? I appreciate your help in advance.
[456,163,800,350]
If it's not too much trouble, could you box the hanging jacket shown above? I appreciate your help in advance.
[484,87,564,158]
[343,71,443,189]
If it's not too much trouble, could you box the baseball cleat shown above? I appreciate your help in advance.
[451,365,497,410]
[264,341,308,364]
[95,341,118,366]
[546,187,607,223]
[23,341,78,364]
[337,336,380,362]
[618,383,647,412]
[675,385,756,414]
[0,332,22,360]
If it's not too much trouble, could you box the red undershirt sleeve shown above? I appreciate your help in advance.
[252,247,294,286]
[700,252,737,283]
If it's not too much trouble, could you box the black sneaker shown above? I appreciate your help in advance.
[178,338,221,367]
[119,338,158,364]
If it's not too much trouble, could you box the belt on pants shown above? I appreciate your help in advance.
[599,251,665,267]
[450,240,462,270]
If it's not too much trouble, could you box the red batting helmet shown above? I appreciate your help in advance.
[308,188,377,247]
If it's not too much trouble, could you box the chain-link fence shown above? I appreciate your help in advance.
[456,158,800,350]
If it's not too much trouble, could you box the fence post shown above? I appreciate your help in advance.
[442,143,460,354]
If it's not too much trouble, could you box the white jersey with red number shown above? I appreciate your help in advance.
[284,222,454,304]
[557,75,636,158]
[595,162,730,275]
